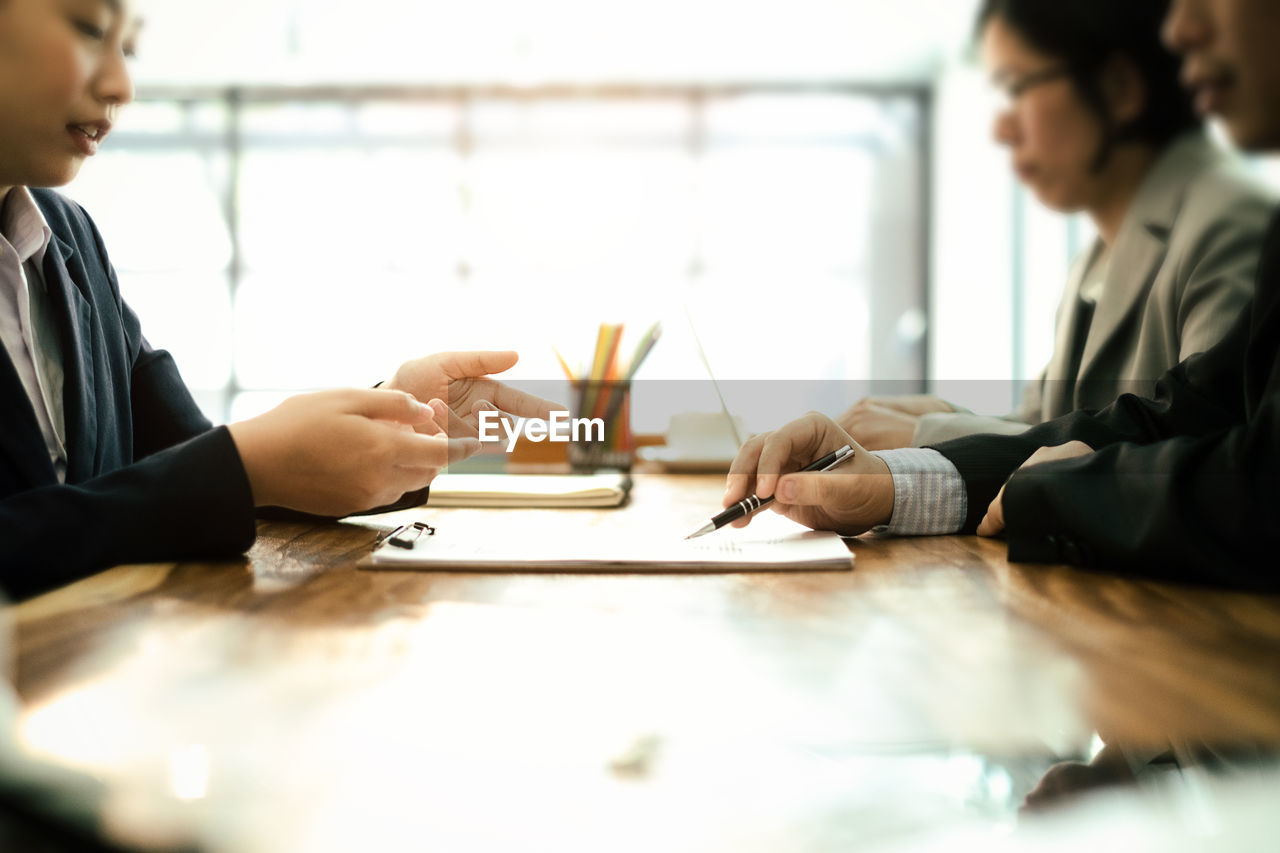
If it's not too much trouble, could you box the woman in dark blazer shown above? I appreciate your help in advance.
[0,0,552,598]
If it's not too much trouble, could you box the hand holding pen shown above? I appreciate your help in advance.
[688,445,856,538]
[709,413,897,538]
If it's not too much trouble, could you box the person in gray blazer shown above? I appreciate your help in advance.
[839,0,1275,450]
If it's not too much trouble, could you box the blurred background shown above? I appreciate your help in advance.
[63,0,1280,432]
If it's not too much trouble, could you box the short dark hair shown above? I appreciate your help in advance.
[977,0,1200,156]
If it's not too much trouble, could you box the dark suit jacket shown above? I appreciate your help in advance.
[0,190,256,599]
[930,211,1280,591]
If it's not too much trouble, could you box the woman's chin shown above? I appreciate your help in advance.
[31,158,85,189]
[1028,185,1083,214]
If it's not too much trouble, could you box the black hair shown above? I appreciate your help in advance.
[977,0,1200,163]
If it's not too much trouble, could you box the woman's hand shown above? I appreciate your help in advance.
[836,395,954,450]
[384,351,558,435]
[228,389,478,516]
[723,412,895,536]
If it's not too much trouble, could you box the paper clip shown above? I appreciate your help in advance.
[379,521,436,549]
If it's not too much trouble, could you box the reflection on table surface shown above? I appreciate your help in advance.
[4,474,1279,851]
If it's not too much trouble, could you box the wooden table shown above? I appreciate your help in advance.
[8,474,1280,851]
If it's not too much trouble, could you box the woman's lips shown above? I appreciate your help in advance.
[66,123,107,156]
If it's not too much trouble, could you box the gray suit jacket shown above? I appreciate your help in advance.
[914,132,1275,446]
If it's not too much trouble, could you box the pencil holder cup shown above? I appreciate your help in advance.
[567,380,634,472]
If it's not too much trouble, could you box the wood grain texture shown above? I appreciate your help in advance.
[7,474,1279,850]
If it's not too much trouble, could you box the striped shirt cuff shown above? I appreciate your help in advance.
[871,448,967,536]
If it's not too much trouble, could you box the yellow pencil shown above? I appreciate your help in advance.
[552,345,577,381]
[580,323,611,419]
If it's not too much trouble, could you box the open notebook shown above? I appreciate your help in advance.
[359,512,853,573]
[425,472,631,508]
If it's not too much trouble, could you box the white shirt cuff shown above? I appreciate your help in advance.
[871,448,967,536]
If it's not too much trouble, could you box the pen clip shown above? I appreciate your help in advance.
[818,445,855,472]
[376,521,436,550]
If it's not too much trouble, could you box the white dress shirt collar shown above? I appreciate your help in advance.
[1,187,53,267]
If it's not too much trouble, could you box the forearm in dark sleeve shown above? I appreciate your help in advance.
[1001,398,1280,590]
[0,427,256,600]
[130,342,215,459]
[929,309,1251,533]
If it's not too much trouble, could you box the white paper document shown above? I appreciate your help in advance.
[361,511,853,573]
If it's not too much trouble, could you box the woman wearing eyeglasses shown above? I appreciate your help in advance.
[838,0,1275,449]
